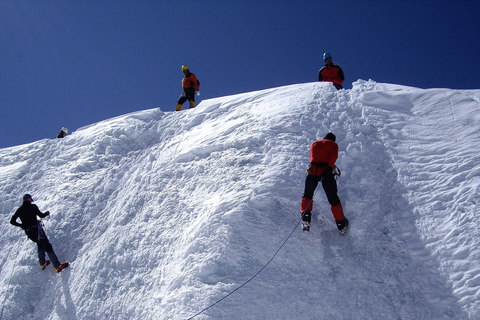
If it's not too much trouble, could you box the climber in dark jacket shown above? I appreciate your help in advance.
[10,194,69,272]
[57,127,68,138]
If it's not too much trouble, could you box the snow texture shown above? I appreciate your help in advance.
[1,80,479,319]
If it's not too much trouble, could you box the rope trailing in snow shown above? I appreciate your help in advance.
[1,218,49,319]
[0,241,20,320]
[187,195,317,319]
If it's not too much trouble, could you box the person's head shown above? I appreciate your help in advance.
[324,132,336,142]
[323,52,333,65]
[23,194,33,202]
[58,127,68,138]
[182,65,190,75]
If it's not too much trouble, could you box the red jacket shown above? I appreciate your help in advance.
[182,73,200,90]
[310,139,338,168]
[318,64,344,86]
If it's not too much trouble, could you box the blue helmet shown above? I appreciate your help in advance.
[23,194,33,201]
[323,52,332,60]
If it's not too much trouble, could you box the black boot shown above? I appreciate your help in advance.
[336,219,349,235]
[302,211,312,231]
[302,211,312,223]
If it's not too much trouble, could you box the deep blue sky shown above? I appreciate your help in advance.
[1,1,479,148]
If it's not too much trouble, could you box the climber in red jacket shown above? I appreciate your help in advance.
[300,132,348,234]
[318,52,345,90]
[176,65,200,111]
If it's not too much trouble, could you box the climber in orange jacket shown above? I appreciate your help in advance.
[176,65,200,111]
[300,132,348,234]
[318,52,344,90]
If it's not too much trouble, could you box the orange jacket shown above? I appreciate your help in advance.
[318,64,344,86]
[310,139,338,168]
[182,73,200,90]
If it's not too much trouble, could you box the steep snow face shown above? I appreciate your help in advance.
[361,84,480,315]
[0,80,479,320]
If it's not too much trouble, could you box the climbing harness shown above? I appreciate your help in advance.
[333,166,341,178]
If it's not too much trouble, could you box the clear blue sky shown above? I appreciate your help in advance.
[1,1,479,148]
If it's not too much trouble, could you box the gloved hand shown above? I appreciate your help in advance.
[196,91,201,96]
[45,211,50,216]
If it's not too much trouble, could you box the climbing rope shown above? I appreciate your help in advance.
[0,241,20,320]
[0,217,50,320]
[187,194,317,319]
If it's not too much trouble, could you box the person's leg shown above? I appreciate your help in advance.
[321,170,346,228]
[301,174,321,222]
[37,242,47,266]
[186,88,196,108]
[38,235,60,268]
[46,250,60,268]
[177,92,189,111]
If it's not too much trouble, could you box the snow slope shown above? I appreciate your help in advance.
[0,80,479,320]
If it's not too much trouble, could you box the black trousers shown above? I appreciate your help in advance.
[303,169,340,207]
[25,225,60,267]
[177,87,196,105]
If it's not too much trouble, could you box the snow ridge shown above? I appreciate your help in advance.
[0,80,479,319]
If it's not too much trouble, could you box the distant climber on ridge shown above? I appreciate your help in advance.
[176,65,200,111]
[10,194,69,272]
[57,127,68,138]
[318,52,344,90]
[300,132,348,234]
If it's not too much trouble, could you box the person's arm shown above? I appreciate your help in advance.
[10,210,23,228]
[328,143,339,167]
[191,74,200,91]
[337,66,345,83]
[33,204,50,219]
[318,68,324,82]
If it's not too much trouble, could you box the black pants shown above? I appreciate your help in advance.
[177,87,196,105]
[303,169,340,207]
[25,225,60,267]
